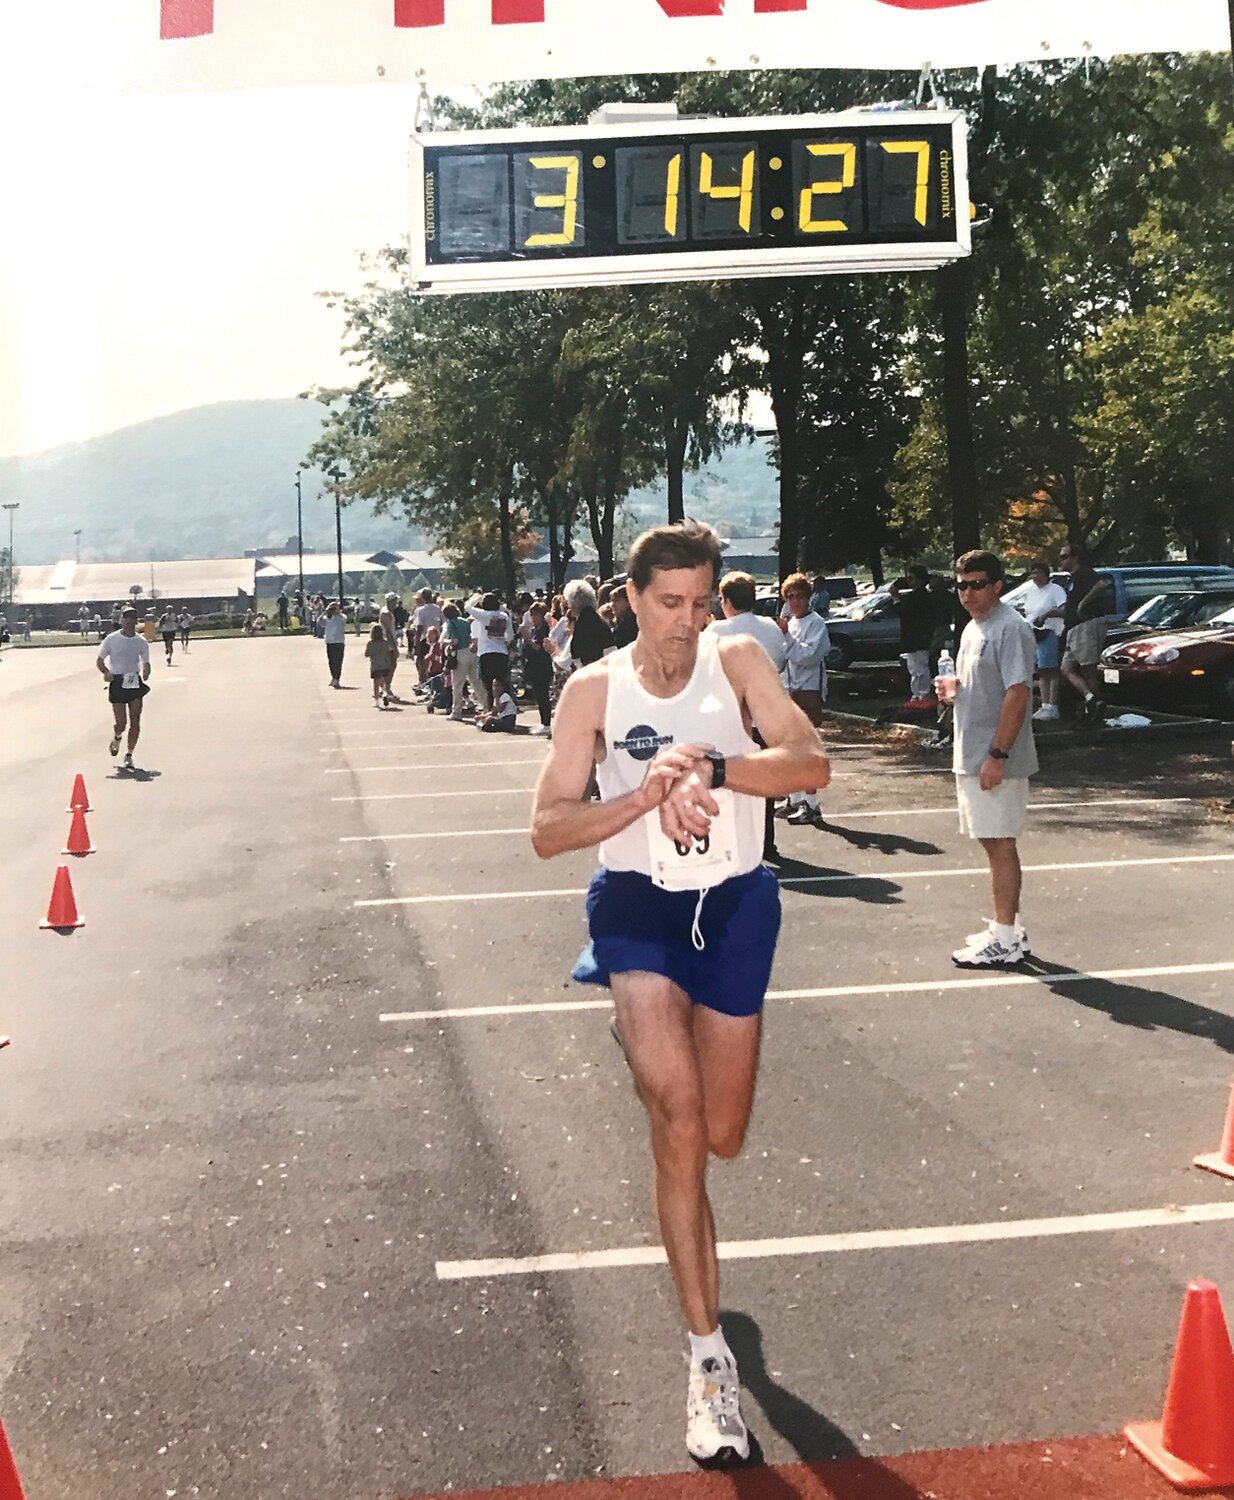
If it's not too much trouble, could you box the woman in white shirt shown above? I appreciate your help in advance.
[1022,562,1068,721]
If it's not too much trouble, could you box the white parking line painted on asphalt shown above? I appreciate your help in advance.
[379,960,1234,1022]
[332,788,534,803]
[340,796,1196,841]
[435,1199,1234,1280]
[354,852,1234,908]
[326,759,546,774]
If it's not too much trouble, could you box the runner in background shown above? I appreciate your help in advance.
[97,606,151,770]
[158,605,178,664]
[178,608,193,652]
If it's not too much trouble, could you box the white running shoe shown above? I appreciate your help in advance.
[109,734,121,757]
[530,724,551,737]
[686,1354,749,1465]
[1032,704,1060,722]
[965,919,1031,955]
[952,933,1026,968]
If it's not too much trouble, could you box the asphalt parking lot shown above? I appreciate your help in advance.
[3,635,1234,1500]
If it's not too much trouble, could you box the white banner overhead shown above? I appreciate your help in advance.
[102,0,1230,92]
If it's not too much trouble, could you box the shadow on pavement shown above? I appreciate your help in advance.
[774,857,903,907]
[1024,956,1234,1054]
[109,767,161,783]
[815,821,944,858]
[723,1311,927,1497]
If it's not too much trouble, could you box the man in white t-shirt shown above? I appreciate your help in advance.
[97,606,151,769]
[710,571,787,862]
[776,572,831,826]
[178,609,193,651]
[465,592,513,709]
[158,607,178,664]
[410,589,444,682]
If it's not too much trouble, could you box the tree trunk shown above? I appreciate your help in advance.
[665,412,689,525]
[940,256,981,557]
[498,492,517,602]
[544,490,562,596]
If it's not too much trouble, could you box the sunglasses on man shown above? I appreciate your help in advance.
[955,579,994,592]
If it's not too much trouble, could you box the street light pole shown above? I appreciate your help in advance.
[73,529,82,564]
[295,470,305,603]
[2,503,18,605]
[329,467,345,608]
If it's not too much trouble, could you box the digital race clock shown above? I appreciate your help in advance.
[409,110,969,293]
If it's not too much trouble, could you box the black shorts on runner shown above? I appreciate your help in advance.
[108,679,150,705]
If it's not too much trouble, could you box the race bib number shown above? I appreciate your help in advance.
[122,671,141,689]
[647,789,738,891]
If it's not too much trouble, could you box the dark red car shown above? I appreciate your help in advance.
[1100,604,1234,718]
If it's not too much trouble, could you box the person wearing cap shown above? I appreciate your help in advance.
[97,606,151,770]
[378,592,403,705]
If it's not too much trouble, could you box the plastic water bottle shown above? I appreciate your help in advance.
[936,648,958,705]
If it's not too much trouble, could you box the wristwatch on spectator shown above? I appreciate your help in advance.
[988,746,1010,761]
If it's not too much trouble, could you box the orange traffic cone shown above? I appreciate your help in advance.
[1126,1279,1234,1489]
[66,772,91,812]
[0,1417,27,1500]
[1194,1079,1234,1181]
[39,866,84,930]
[62,806,96,856]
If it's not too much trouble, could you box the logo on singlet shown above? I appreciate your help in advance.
[614,724,673,762]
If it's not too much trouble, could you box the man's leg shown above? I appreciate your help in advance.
[980,837,1021,926]
[126,699,143,752]
[110,701,126,754]
[692,1006,761,1162]
[611,972,717,1336]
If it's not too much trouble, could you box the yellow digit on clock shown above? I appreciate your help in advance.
[698,149,755,233]
[524,155,580,247]
[881,140,931,225]
[798,142,856,234]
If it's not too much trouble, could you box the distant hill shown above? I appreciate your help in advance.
[2,399,779,565]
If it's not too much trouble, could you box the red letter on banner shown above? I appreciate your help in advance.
[655,0,725,15]
[753,0,808,11]
[160,0,213,38]
[395,0,544,24]
[875,0,986,9]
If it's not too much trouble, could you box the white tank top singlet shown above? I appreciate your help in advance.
[596,633,763,886]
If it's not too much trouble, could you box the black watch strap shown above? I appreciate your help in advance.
[989,746,1010,761]
[704,749,727,790]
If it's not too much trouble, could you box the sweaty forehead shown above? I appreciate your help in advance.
[640,565,715,596]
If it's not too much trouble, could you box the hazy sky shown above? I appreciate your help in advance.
[3,43,419,458]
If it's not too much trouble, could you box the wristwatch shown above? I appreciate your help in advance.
[988,746,1010,761]
[703,749,727,790]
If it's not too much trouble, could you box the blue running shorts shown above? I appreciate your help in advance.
[572,865,781,1018]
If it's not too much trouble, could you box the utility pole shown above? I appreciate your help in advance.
[73,529,82,564]
[2,503,18,605]
[329,467,345,609]
[295,470,305,603]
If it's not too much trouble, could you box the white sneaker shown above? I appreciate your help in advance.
[965,919,1031,955]
[685,1354,749,1465]
[530,724,551,737]
[952,933,1026,968]
[1032,704,1060,721]
[109,734,121,757]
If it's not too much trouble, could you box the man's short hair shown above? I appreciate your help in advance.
[481,591,500,610]
[1029,560,1051,576]
[780,570,811,600]
[955,549,1005,583]
[719,571,757,613]
[627,520,723,592]
[812,574,827,590]
[385,592,399,604]
[1059,541,1087,562]
[908,563,930,583]
[610,583,628,608]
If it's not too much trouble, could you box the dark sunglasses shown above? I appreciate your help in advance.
[955,579,993,592]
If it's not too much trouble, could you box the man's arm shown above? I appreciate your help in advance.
[530,668,704,859]
[96,638,111,678]
[139,638,151,680]
[654,640,831,843]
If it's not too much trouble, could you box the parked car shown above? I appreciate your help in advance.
[1099,603,1234,718]
[819,588,903,668]
[1003,565,1234,627]
[1104,587,1234,646]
